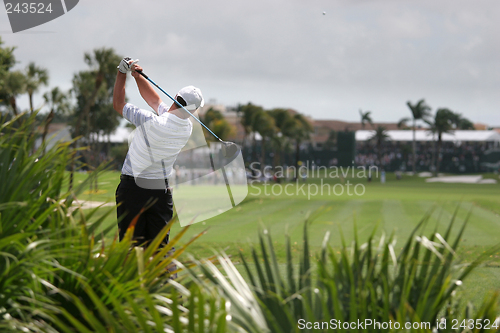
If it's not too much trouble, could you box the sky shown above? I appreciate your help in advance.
[1,0,500,126]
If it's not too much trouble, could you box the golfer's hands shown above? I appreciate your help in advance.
[131,64,143,78]
[117,57,139,74]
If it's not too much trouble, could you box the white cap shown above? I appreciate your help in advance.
[177,85,204,111]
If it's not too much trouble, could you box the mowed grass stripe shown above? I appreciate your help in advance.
[172,197,326,244]
[382,199,412,236]
[424,201,500,247]
[282,200,348,247]
[460,267,500,308]
[454,203,500,247]
[320,200,376,244]
[401,199,433,225]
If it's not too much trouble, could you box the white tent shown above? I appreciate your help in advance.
[355,130,500,143]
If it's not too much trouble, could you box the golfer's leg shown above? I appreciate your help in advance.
[116,180,148,243]
[145,188,173,245]
[144,188,177,277]
[116,182,129,241]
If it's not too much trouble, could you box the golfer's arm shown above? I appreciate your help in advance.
[134,75,162,114]
[113,72,127,115]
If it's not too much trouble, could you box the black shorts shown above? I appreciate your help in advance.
[115,175,173,246]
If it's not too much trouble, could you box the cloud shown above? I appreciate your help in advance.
[1,0,499,125]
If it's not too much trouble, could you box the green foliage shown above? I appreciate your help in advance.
[406,99,432,123]
[428,108,475,133]
[71,69,120,138]
[1,70,26,115]
[359,109,373,129]
[40,87,71,151]
[43,87,70,116]
[0,36,16,72]
[433,108,455,139]
[455,117,475,130]
[370,125,390,165]
[70,47,122,143]
[0,113,233,332]
[425,108,468,175]
[203,108,224,124]
[190,209,500,332]
[0,39,49,116]
[254,111,276,139]
[0,113,77,331]
[203,108,235,141]
[0,37,17,107]
[69,47,123,190]
[370,125,390,143]
[449,112,475,130]
[268,109,295,165]
[25,62,49,113]
[253,111,276,168]
[240,103,265,138]
[405,99,432,174]
[397,117,410,129]
[210,118,235,141]
[288,113,313,143]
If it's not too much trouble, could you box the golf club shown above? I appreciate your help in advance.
[136,70,239,159]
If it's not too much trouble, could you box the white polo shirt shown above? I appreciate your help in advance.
[121,102,193,179]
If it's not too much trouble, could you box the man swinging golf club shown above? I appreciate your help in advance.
[113,57,204,247]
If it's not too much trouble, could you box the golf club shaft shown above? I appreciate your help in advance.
[136,70,223,143]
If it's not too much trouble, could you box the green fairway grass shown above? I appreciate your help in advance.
[72,170,500,308]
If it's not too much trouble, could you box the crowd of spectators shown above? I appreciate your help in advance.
[355,141,496,173]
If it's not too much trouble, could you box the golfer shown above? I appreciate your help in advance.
[113,57,204,246]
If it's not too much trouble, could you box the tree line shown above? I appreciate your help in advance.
[1,37,125,189]
[205,103,313,174]
[1,36,477,179]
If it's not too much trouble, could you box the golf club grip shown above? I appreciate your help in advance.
[136,69,148,79]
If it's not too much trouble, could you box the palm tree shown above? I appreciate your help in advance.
[397,118,410,129]
[400,99,431,174]
[2,70,25,115]
[359,109,373,129]
[41,87,69,153]
[450,112,475,130]
[0,36,16,72]
[370,126,390,166]
[69,48,122,190]
[426,108,455,176]
[268,108,294,168]
[239,103,266,162]
[254,111,276,172]
[0,37,18,114]
[25,62,49,114]
[285,113,313,180]
[240,103,264,151]
[77,48,121,140]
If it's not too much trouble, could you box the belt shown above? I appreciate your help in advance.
[120,174,169,190]
[120,174,134,181]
